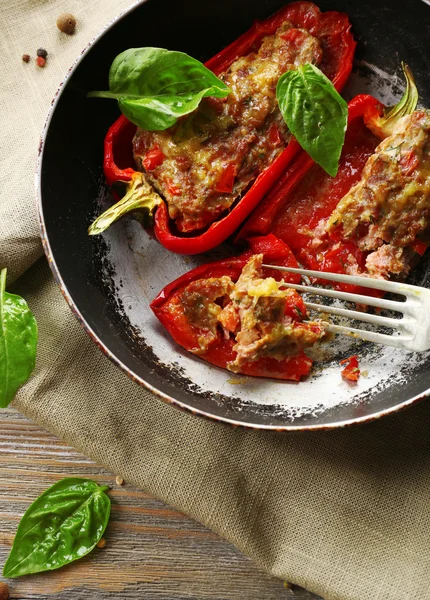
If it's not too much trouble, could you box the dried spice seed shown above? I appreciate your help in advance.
[97,538,107,549]
[36,48,48,59]
[36,56,46,68]
[0,582,10,600]
[115,476,124,486]
[22,54,30,63]
[56,13,76,35]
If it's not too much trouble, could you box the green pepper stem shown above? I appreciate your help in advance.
[88,174,163,236]
[382,63,418,132]
[367,63,418,139]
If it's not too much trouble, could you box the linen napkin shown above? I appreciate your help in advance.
[2,2,430,599]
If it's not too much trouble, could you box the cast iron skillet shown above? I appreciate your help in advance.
[37,0,430,430]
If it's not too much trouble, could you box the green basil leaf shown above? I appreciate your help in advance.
[0,268,37,408]
[118,90,216,131]
[3,478,111,578]
[276,64,348,177]
[88,47,231,130]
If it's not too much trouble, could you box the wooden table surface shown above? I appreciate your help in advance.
[0,408,321,600]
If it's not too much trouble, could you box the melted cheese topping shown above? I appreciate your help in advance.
[246,277,286,298]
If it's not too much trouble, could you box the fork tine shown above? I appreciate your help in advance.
[323,322,413,349]
[262,264,416,296]
[304,301,408,328]
[261,265,430,351]
[278,281,406,312]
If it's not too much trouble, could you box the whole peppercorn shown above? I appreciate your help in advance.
[56,13,77,35]
[22,54,30,63]
[0,581,10,600]
[36,48,48,59]
[36,56,46,68]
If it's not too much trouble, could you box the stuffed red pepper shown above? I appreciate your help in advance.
[238,66,429,291]
[151,235,326,380]
[89,2,355,254]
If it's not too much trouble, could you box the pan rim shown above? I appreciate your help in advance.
[36,0,430,431]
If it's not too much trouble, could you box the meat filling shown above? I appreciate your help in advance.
[133,22,322,232]
[179,255,325,371]
[326,110,430,278]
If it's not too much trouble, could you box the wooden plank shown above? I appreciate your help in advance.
[0,408,322,600]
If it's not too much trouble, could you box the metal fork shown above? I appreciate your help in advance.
[262,265,430,351]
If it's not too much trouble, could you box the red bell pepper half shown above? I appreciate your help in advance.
[238,85,426,295]
[238,95,382,276]
[151,234,323,381]
[92,2,355,255]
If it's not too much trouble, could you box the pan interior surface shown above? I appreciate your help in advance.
[39,0,430,428]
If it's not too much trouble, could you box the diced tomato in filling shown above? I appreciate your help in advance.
[411,239,428,256]
[218,303,240,333]
[280,28,307,46]
[268,123,283,147]
[399,150,419,176]
[215,163,237,194]
[340,355,360,382]
[166,179,182,196]
[142,146,165,171]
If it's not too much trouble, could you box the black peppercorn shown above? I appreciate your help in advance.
[36,48,48,59]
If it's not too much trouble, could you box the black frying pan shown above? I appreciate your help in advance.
[37,0,430,429]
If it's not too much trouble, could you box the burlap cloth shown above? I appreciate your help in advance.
[2,1,430,599]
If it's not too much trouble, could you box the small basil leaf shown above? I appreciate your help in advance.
[0,268,37,408]
[88,47,231,131]
[276,64,348,177]
[119,90,216,131]
[3,478,111,578]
